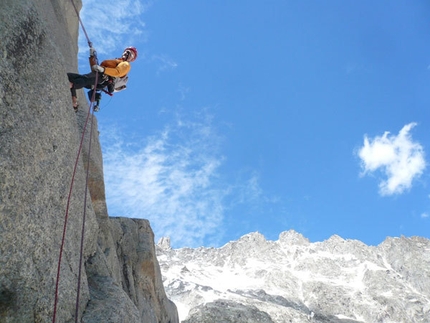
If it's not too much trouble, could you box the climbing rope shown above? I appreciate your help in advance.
[52,99,96,323]
[52,1,99,322]
[70,0,93,48]
[75,96,96,322]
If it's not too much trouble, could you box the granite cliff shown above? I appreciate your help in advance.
[0,0,178,322]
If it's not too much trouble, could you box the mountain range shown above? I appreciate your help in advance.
[157,231,430,323]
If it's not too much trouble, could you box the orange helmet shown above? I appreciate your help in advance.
[123,46,138,62]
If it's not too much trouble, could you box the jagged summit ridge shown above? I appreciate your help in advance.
[157,231,430,323]
[158,236,172,250]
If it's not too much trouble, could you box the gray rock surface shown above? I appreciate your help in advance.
[0,0,178,322]
[182,299,275,323]
[157,231,430,323]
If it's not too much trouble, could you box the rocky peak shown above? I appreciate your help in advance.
[157,231,430,322]
[279,229,310,246]
[158,237,172,250]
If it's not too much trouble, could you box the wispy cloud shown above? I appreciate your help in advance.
[100,111,281,247]
[79,0,151,56]
[421,213,429,219]
[152,54,178,74]
[357,123,426,196]
[100,112,268,247]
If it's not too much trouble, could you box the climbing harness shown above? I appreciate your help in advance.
[52,1,99,322]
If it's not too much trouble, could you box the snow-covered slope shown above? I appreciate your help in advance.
[156,231,430,323]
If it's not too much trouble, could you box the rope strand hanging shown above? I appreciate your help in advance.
[75,95,97,321]
[70,0,92,47]
[52,0,99,321]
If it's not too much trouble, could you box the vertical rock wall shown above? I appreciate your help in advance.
[0,0,178,322]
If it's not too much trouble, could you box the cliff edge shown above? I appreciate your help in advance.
[0,0,178,322]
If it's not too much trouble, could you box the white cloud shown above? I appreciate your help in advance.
[100,112,277,247]
[101,113,268,247]
[421,213,429,219]
[152,54,178,74]
[357,123,426,196]
[79,0,151,56]
[230,171,263,206]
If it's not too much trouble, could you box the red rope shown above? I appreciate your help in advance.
[52,99,93,323]
[75,88,98,323]
[52,0,99,320]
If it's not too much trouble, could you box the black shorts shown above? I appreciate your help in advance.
[67,72,98,90]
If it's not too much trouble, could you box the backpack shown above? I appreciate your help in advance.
[113,75,128,92]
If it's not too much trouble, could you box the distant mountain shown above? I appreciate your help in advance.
[156,231,430,323]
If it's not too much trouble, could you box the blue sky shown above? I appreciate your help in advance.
[79,0,430,248]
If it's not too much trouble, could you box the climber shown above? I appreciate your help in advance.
[67,46,138,112]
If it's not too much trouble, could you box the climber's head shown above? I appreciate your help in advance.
[122,47,138,62]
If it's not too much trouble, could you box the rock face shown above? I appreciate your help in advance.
[182,300,275,323]
[157,231,430,323]
[0,0,178,322]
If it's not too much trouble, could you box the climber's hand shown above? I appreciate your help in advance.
[89,47,97,57]
[92,64,105,73]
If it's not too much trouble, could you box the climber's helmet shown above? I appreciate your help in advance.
[122,47,138,62]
